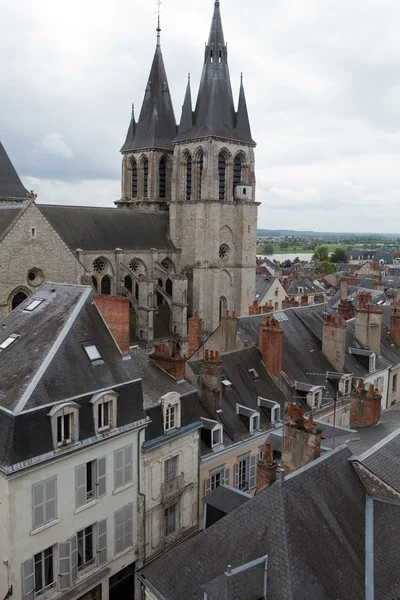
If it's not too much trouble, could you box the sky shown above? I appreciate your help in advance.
[2,0,400,233]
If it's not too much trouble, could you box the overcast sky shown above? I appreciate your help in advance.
[2,0,400,233]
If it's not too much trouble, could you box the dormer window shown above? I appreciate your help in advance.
[236,404,261,434]
[90,391,118,433]
[57,413,72,444]
[161,392,181,433]
[49,402,80,449]
[298,287,304,294]
[369,354,376,372]
[250,413,260,433]
[165,405,176,430]
[312,390,322,409]
[257,397,281,424]
[212,426,223,448]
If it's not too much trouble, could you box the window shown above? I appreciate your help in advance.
[114,446,133,490]
[271,406,281,423]
[165,405,176,431]
[101,275,111,295]
[275,302,279,310]
[250,413,260,433]
[233,155,242,195]
[159,157,166,198]
[369,354,376,372]
[205,467,230,495]
[98,400,112,429]
[131,158,137,197]
[186,155,192,201]
[197,151,204,199]
[237,457,248,490]
[235,455,257,491]
[344,378,351,396]
[84,344,102,362]
[76,458,106,508]
[312,391,321,409]
[212,428,222,447]
[219,244,229,260]
[24,299,44,312]
[0,334,19,350]
[77,526,94,571]
[49,402,80,449]
[114,504,133,555]
[275,289,279,297]
[57,413,73,444]
[164,503,178,537]
[11,291,28,310]
[248,368,259,379]
[218,153,226,200]
[32,477,57,530]
[393,374,398,394]
[143,157,149,197]
[164,456,178,482]
[34,547,54,595]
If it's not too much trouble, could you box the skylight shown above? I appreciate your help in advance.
[24,299,44,312]
[0,334,19,350]
[248,368,259,380]
[84,344,102,362]
[222,378,232,387]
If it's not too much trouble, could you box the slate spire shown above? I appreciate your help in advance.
[121,21,177,153]
[236,74,255,145]
[177,75,193,138]
[0,141,29,200]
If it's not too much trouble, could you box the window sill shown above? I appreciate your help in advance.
[74,499,99,514]
[30,519,60,536]
[113,545,135,562]
[112,481,134,496]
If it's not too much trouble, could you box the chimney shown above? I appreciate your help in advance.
[340,278,348,302]
[282,297,298,310]
[249,300,261,316]
[357,291,372,306]
[374,278,384,292]
[350,380,381,427]
[260,318,283,377]
[261,300,274,314]
[338,300,355,321]
[300,295,308,307]
[94,294,130,355]
[188,314,203,358]
[322,314,347,372]
[256,444,278,492]
[149,344,186,380]
[220,311,239,354]
[282,404,323,475]
[390,308,400,344]
[355,303,383,355]
[199,349,223,413]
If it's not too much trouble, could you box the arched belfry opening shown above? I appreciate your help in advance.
[159,157,166,198]
[233,155,242,195]
[131,158,138,198]
[218,153,226,200]
[143,157,149,197]
[186,155,192,201]
[197,151,204,199]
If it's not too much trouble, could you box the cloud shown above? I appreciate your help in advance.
[38,133,74,158]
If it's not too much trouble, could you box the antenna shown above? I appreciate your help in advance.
[156,0,162,46]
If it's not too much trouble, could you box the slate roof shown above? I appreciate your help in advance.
[144,391,201,445]
[205,484,251,514]
[39,205,176,252]
[356,430,400,492]
[254,275,275,302]
[287,277,325,296]
[0,141,29,199]
[373,500,400,600]
[0,204,24,241]
[140,446,366,599]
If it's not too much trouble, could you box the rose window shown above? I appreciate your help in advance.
[129,259,140,272]
[162,258,172,272]
[93,258,106,274]
[219,244,229,260]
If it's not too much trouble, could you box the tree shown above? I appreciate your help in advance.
[262,242,274,255]
[280,259,293,268]
[312,245,330,261]
[330,247,347,263]
[315,261,336,274]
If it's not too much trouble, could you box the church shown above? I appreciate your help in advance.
[0,1,258,351]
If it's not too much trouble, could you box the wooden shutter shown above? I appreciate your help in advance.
[124,445,133,485]
[21,557,34,600]
[249,455,257,489]
[58,541,71,591]
[234,463,239,489]
[97,457,106,497]
[98,519,107,565]
[114,507,124,555]
[204,476,211,496]
[224,468,230,486]
[32,481,45,529]
[114,449,124,489]
[70,535,78,584]
[45,476,57,522]
[123,504,133,550]
[75,464,86,508]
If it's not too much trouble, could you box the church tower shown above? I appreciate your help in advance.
[118,20,177,210]
[170,1,258,336]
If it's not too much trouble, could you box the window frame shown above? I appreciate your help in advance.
[75,457,106,508]
[32,477,57,531]
[165,405,176,431]
[77,525,95,572]
[164,455,178,482]
[114,504,133,556]
[211,426,223,448]
[164,503,178,537]
[49,402,80,449]
[114,445,133,490]
[33,546,54,595]
[90,391,118,433]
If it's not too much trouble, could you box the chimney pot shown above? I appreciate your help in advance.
[210,350,214,360]
[205,349,209,360]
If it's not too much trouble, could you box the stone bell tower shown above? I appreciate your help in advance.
[169,1,259,336]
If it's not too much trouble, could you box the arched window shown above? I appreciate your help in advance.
[124,275,133,293]
[186,155,192,201]
[12,291,28,310]
[219,296,227,320]
[159,157,166,198]
[233,155,242,195]
[143,157,149,197]
[131,159,138,198]
[135,282,139,301]
[197,151,204,199]
[101,275,111,295]
[218,154,226,200]
[166,278,173,297]
[91,276,98,291]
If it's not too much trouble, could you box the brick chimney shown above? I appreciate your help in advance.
[357,291,372,306]
[338,300,355,321]
[220,311,239,354]
[282,405,323,475]
[260,317,283,377]
[256,445,278,492]
[249,300,261,316]
[94,294,130,355]
[261,300,274,314]
[300,295,308,307]
[282,297,298,310]
[350,380,381,427]
[390,308,400,344]
[355,303,383,355]
[149,344,186,380]
[188,314,203,358]
[340,278,348,302]
[199,349,223,413]
[322,314,347,372]
[374,278,384,292]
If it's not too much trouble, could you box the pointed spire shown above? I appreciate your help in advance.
[235,74,255,144]
[121,104,137,152]
[177,74,193,138]
[0,141,29,200]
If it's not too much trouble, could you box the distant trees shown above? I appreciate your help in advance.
[315,261,336,275]
[312,245,330,261]
[330,247,347,263]
[262,242,274,255]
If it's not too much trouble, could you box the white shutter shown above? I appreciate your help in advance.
[224,468,230,486]
[114,507,124,555]
[204,476,211,496]
[58,541,71,591]
[98,518,107,565]
[114,449,124,489]
[124,445,133,485]
[234,463,239,489]
[32,481,45,529]
[123,504,133,550]
[21,557,34,600]
[97,457,106,497]
[70,535,78,584]
[45,476,57,522]
[249,455,257,489]
[75,464,86,508]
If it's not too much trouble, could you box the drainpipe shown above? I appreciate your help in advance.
[137,428,147,565]
[263,555,268,600]
[365,494,374,600]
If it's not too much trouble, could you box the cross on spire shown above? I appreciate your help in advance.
[156,0,162,46]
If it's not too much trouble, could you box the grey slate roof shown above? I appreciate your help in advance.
[39,205,176,252]
[175,2,255,145]
[0,204,24,241]
[255,275,275,301]
[205,484,251,514]
[373,500,400,600]
[140,446,366,599]
[356,430,400,493]
[0,141,29,199]
[121,41,177,152]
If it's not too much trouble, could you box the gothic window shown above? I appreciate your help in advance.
[93,258,106,274]
[186,155,192,201]
[159,157,166,198]
[91,276,98,291]
[124,275,133,293]
[219,296,227,320]
[162,258,173,272]
[101,276,111,295]
[131,158,138,198]
[233,155,242,195]
[219,244,229,260]
[12,291,28,311]
[143,157,149,197]
[166,278,173,297]
[218,153,226,200]
[197,151,204,199]
[135,282,139,301]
